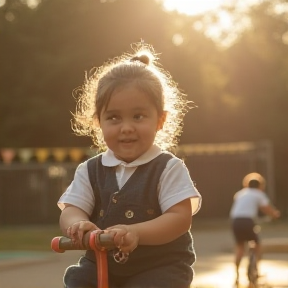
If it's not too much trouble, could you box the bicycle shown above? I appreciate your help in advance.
[51,230,116,288]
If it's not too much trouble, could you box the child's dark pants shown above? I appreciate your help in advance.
[64,256,192,288]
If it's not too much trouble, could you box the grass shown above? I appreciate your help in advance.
[0,225,62,251]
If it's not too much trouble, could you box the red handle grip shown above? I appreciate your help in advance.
[51,230,115,253]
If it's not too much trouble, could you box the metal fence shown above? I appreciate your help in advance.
[178,140,274,218]
[0,163,78,225]
[0,140,274,225]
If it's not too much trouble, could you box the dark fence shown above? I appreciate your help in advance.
[185,153,270,219]
[0,163,78,225]
[0,141,274,225]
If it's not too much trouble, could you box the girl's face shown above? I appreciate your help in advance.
[99,84,165,163]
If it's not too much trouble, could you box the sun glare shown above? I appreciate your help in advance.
[162,0,225,16]
[161,0,263,48]
[161,0,263,16]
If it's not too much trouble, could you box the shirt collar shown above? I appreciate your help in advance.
[101,145,162,167]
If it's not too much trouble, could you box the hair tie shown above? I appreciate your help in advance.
[130,55,150,65]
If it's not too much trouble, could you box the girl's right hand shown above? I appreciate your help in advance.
[67,220,98,246]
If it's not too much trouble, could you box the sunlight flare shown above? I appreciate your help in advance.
[161,0,261,48]
[162,0,224,15]
[161,0,264,16]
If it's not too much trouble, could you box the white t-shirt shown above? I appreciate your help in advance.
[58,145,201,216]
[229,187,270,219]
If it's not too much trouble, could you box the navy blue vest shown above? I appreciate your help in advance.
[85,153,195,277]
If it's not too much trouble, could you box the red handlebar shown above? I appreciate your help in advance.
[51,230,115,253]
[51,230,114,288]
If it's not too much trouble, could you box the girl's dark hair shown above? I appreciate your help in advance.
[72,42,192,151]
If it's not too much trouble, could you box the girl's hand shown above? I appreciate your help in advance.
[106,224,139,254]
[67,220,98,246]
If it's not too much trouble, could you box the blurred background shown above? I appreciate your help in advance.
[1,0,288,225]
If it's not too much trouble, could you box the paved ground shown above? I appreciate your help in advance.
[0,219,287,288]
[191,219,288,288]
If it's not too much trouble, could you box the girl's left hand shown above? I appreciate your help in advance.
[106,224,139,254]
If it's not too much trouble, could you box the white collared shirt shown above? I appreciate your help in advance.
[230,187,269,219]
[58,145,201,215]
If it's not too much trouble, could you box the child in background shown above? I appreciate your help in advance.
[58,42,201,288]
[230,172,280,284]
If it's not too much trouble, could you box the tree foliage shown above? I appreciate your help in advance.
[1,0,288,205]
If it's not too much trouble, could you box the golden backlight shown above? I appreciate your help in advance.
[162,0,225,15]
[161,0,262,47]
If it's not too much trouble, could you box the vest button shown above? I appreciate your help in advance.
[99,209,104,217]
[147,209,154,215]
[112,192,119,203]
[125,210,134,219]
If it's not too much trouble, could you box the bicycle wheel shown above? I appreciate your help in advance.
[247,249,258,286]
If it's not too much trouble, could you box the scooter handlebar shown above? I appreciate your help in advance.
[51,230,115,253]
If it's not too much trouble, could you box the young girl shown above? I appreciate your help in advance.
[58,42,201,288]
